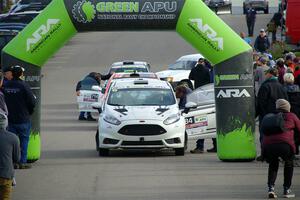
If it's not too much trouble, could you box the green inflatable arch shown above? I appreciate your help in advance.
[1,0,256,161]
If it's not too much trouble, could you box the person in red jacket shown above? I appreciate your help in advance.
[262,99,300,199]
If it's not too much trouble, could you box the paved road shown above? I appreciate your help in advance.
[12,14,299,200]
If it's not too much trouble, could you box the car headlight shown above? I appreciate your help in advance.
[103,114,121,125]
[164,113,180,125]
[166,77,173,82]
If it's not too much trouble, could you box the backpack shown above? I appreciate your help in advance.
[261,112,287,135]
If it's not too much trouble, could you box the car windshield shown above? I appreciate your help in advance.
[109,66,148,74]
[187,84,215,106]
[107,88,176,106]
[168,60,197,70]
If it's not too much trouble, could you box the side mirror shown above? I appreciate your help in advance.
[91,103,102,113]
[185,102,197,109]
[91,85,102,91]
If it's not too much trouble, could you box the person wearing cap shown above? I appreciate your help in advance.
[256,67,288,160]
[245,5,257,37]
[2,66,13,85]
[3,65,36,169]
[261,99,300,198]
[188,58,210,90]
[254,29,270,53]
[254,56,270,95]
[0,111,20,200]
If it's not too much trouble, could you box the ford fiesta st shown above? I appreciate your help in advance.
[93,78,186,156]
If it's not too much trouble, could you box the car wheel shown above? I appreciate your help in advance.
[178,80,193,90]
[184,132,188,151]
[264,7,269,14]
[95,130,99,151]
[98,148,109,157]
[175,148,185,156]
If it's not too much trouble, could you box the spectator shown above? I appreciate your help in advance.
[245,6,256,37]
[283,73,300,93]
[254,57,269,95]
[0,73,8,115]
[3,66,36,169]
[285,54,296,73]
[175,85,192,110]
[261,99,299,198]
[188,58,210,89]
[267,19,277,43]
[2,66,13,85]
[240,32,252,45]
[76,72,101,121]
[256,68,288,160]
[276,58,286,84]
[0,111,20,200]
[254,29,270,53]
[294,66,300,87]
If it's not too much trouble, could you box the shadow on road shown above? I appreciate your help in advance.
[42,149,97,159]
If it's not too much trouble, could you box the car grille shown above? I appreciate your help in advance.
[118,125,167,136]
[121,141,164,146]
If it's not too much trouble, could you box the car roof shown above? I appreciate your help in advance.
[111,60,149,67]
[112,72,158,79]
[177,54,204,61]
[112,78,171,90]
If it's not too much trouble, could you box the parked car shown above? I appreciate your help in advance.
[0,11,40,24]
[243,0,269,14]
[208,0,232,14]
[0,29,19,64]
[93,78,186,156]
[156,54,204,90]
[183,83,216,140]
[9,0,51,13]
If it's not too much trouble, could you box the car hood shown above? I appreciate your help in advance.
[105,105,178,121]
[156,70,190,78]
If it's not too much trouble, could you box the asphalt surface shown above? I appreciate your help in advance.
[12,13,300,200]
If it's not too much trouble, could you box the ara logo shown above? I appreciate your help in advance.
[72,0,96,23]
[217,89,251,98]
[189,18,223,50]
[26,19,60,52]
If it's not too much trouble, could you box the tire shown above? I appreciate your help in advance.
[175,148,185,156]
[264,7,269,14]
[98,148,109,157]
[178,80,193,90]
[184,132,188,151]
[95,130,99,151]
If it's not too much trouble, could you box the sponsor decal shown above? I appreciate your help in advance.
[26,19,61,53]
[71,1,178,23]
[217,89,251,98]
[186,115,208,129]
[215,74,253,86]
[188,18,223,51]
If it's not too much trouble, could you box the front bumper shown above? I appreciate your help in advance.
[98,119,185,149]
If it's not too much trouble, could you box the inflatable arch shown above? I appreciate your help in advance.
[1,0,256,161]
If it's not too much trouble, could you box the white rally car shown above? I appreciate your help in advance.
[108,61,151,74]
[156,54,204,89]
[93,78,186,156]
[184,84,216,140]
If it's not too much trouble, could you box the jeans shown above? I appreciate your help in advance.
[264,143,294,189]
[8,122,31,164]
[0,178,12,200]
[79,112,92,118]
[247,20,255,36]
[196,138,217,150]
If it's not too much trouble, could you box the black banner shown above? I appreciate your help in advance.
[63,0,185,31]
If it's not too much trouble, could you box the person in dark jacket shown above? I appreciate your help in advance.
[262,99,300,198]
[276,58,286,84]
[175,85,192,110]
[254,29,271,53]
[0,111,20,200]
[2,66,13,85]
[76,72,101,121]
[256,67,288,160]
[245,6,256,37]
[3,66,36,168]
[0,73,8,115]
[188,58,211,89]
